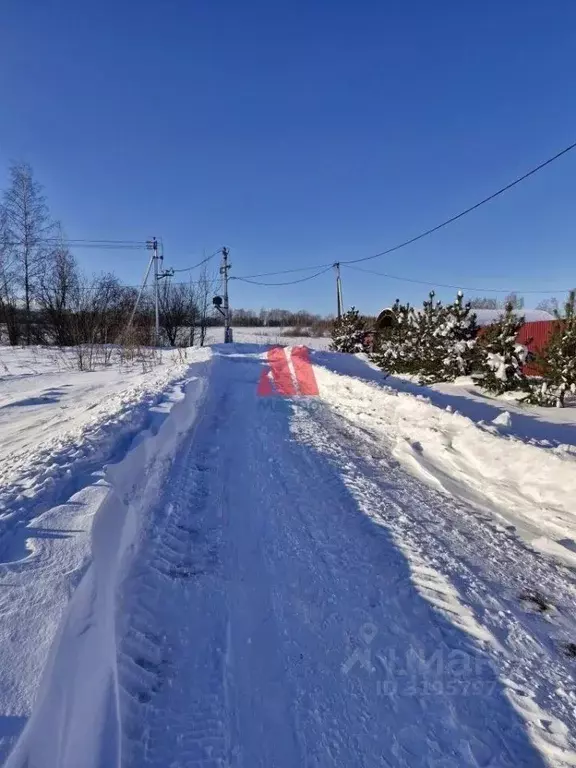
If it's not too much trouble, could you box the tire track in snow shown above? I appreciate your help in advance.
[116,348,562,768]
[118,394,231,767]
[292,395,576,765]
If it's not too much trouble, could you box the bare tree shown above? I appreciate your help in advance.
[62,274,142,369]
[36,228,79,346]
[2,163,54,344]
[535,297,559,316]
[102,277,137,345]
[187,278,199,346]
[197,265,217,346]
[72,275,131,344]
[0,210,21,345]
[504,292,525,310]
[159,279,199,346]
[469,297,499,310]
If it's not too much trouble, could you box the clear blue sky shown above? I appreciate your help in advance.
[1,0,575,315]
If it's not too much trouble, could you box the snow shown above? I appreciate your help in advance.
[1,343,576,767]
[204,326,332,349]
[348,352,576,449]
[492,410,512,427]
[404,307,554,327]
[471,309,555,326]
[0,346,204,551]
[4,362,210,768]
[311,351,576,566]
[0,345,211,763]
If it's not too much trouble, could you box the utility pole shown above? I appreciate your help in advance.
[124,247,155,342]
[220,246,233,343]
[334,262,344,320]
[147,237,161,345]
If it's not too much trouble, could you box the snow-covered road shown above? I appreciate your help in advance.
[4,346,576,767]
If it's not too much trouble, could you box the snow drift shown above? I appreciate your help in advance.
[4,361,210,768]
[311,351,576,568]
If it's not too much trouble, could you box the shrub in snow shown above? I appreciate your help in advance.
[529,290,576,407]
[476,303,528,395]
[527,380,557,408]
[330,307,368,353]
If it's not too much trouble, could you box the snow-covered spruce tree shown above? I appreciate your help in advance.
[476,302,528,394]
[438,291,479,380]
[412,291,449,383]
[529,290,576,407]
[370,299,417,374]
[330,307,367,353]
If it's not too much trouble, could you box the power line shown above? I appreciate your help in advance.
[235,263,332,279]
[232,138,576,280]
[70,279,208,293]
[342,263,570,295]
[342,139,576,266]
[3,239,147,250]
[232,265,333,286]
[51,238,145,245]
[64,243,146,250]
[170,248,223,274]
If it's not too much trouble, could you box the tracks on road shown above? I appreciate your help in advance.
[116,349,573,768]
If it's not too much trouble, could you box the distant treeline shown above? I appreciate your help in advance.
[0,161,340,349]
[228,308,332,329]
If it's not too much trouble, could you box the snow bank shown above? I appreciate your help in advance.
[5,363,210,768]
[311,351,576,567]
[2,353,211,768]
[315,350,576,449]
[0,348,205,554]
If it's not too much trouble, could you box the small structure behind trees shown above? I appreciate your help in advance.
[330,290,575,408]
[370,291,478,384]
[528,291,576,407]
[475,303,528,394]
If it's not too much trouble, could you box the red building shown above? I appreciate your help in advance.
[517,320,558,375]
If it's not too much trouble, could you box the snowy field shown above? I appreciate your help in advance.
[1,342,576,767]
[205,325,332,349]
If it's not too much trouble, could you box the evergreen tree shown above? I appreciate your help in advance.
[330,307,367,353]
[439,291,479,380]
[530,290,576,407]
[371,299,417,374]
[476,303,528,394]
[412,291,447,383]
[372,291,478,383]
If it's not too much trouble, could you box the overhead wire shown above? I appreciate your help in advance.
[341,139,576,266]
[67,279,210,293]
[232,265,333,286]
[61,243,146,250]
[49,238,146,245]
[232,138,576,281]
[235,263,333,279]
[6,140,575,291]
[342,263,570,295]
[3,239,147,250]
[170,248,223,273]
